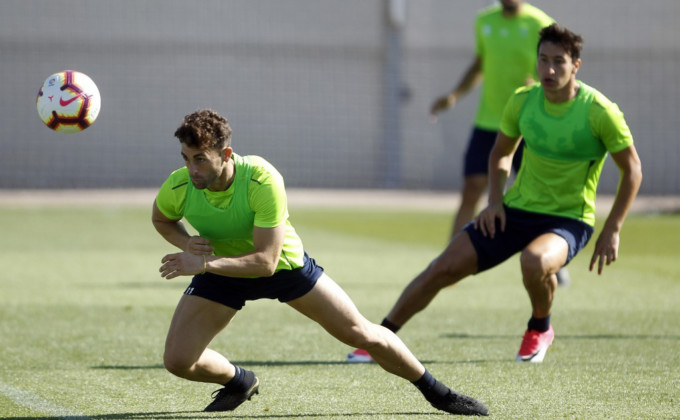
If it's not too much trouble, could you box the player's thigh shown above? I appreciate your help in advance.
[287,273,368,341]
[432,230,478,279]
[165,294,238,358]
[520,233,569,274]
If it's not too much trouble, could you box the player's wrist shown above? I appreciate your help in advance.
[487,195,504,207]
[182,236,192,251]
[201,255,208,274]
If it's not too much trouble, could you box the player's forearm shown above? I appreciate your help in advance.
[449,57,483,103]
[487,147,512,205]
[487,165,509,206]
[206,252,281,278]
[201,225,285,278]
[602,162,643,233]
[487,132,522,205]
[153,220,191,251]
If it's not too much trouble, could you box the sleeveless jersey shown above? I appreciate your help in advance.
[155,154,305,274]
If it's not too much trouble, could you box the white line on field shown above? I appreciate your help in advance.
[0,380,91,420]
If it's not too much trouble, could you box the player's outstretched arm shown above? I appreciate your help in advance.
[589,145,642,274]
[430,56,482,119]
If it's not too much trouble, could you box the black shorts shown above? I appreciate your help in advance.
[183,252,324,310]
[464,127,524,176]
[464,206,594,273]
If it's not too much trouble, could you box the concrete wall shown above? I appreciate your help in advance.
[1,0,677,194]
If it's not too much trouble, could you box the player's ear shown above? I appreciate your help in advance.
[572,58,582,75]
[223,147,233,161]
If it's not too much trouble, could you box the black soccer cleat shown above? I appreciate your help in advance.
[204,370,260,412]
[428,389,489,416]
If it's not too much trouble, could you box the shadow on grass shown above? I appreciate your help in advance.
[85,281,186,289]
[92,360,351,370]
[9,410,429,419]
[93,359,517,370]
[441,332,680,340]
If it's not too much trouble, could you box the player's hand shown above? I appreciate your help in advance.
[474,202,505,238]
[429,95,455,122]
[185,235,213,255]
[589,228,620,275]
[160,251,205,279]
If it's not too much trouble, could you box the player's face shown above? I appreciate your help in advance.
[537,42,581,93]
[180,144,230,190]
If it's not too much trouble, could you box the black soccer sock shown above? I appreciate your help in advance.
[527,314,551,332]
[381,318,402,334]
[412,370,450,402]
[224,365,246,390]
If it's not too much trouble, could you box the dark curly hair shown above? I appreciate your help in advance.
[538,23,583,62]
[174,109,232,150]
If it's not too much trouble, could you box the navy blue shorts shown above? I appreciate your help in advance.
[183,252,324,310]
[464,127,524,176]
[464,206,594,273]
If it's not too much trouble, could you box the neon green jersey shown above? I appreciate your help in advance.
[500,82,634,226]
[474,3,553,130]
[155,153,305,274]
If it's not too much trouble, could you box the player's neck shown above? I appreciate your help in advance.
[544,80,580,104]
[502,4,523,17]
[208,158,235,192]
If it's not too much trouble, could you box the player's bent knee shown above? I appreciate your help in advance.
[340,323,387,350]
[520,249,551,278]
[163,350,194,377]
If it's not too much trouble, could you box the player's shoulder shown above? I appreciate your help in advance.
[476,4,502,21]
[578,82,629,135]
[506,84,538,113]
[242,154,279,174]
[514,83,540,97]
[521,3,552,21]
[156,166,189,219]
[164,166,190,190]
[241,154,283,185]
[579,82,618,111]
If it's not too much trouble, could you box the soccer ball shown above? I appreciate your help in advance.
[36,70,101,133]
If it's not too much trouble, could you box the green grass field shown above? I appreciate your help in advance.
[1,203,678,419]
